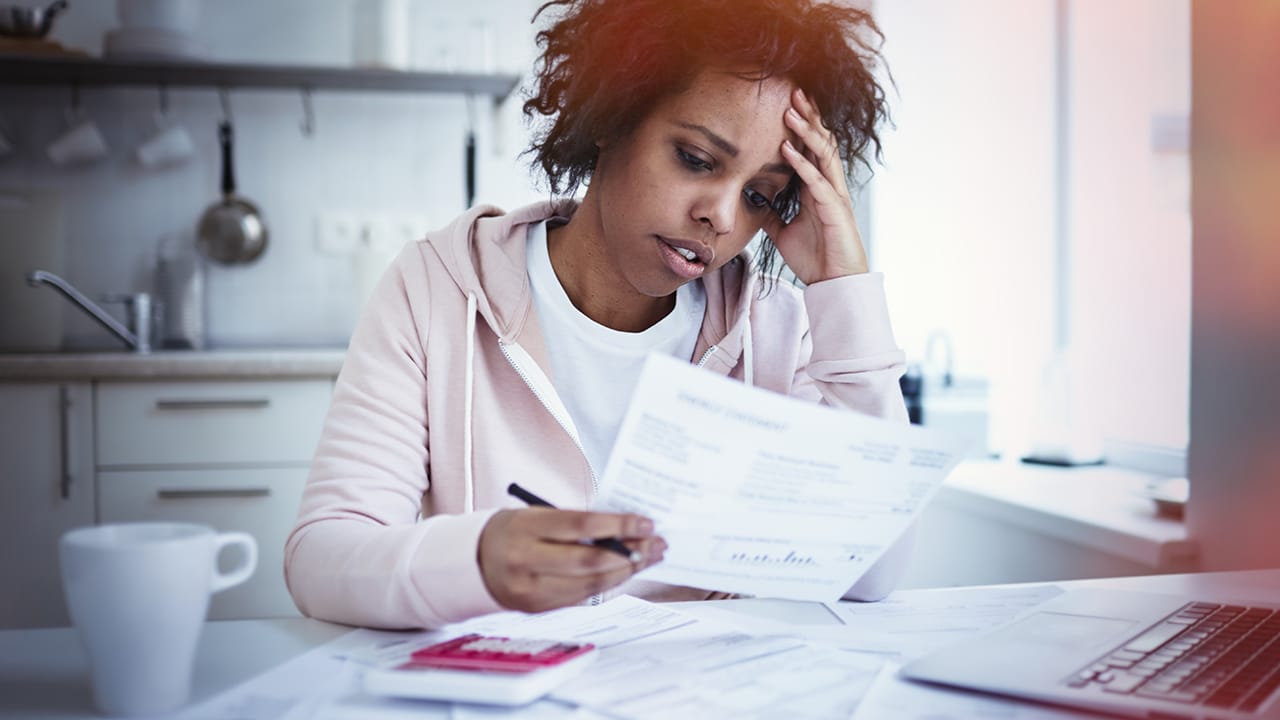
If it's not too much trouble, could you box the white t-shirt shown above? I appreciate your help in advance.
[527,221,706,478]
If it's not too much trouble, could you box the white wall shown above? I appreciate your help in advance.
[871,0,1057,456]
[1066,0,1190,452]
[0,0,545,349]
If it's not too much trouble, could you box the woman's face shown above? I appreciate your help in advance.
[588,69,800,301]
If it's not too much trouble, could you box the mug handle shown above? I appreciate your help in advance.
[210,532,258,594]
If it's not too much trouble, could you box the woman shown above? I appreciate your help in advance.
[285,0,910,629]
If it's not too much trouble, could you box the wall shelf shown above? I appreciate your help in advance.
[0,55,522,100]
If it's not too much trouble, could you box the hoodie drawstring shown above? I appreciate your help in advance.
[742,308,754,388]
[464,292,477,514]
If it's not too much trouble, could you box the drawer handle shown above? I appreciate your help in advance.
[157,488,272,500]
[59,384,73,500]
[155,398,271,411]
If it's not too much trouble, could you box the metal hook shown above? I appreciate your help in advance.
[299,87,315,138]
[218,88,232,123]
[63,81,84,126]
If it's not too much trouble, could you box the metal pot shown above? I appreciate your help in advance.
[196,121,268,264]
[0,0,68,39]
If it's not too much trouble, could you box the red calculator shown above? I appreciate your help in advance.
[363,633,598,705]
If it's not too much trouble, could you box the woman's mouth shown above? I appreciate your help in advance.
[656,236,708,280]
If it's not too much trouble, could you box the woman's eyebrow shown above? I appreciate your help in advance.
[675,121,739,157]
[674,121,794,176]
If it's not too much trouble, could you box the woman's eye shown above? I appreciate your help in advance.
[677,148,712,172]
[743,189,771,210]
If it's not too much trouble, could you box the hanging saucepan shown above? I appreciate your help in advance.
[196,121,268,264]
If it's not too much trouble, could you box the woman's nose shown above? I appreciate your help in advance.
[692,185,737,236]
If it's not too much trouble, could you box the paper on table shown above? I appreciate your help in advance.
[594,353,971,602]
[344,595,884,720]
[180,596,885,720]
[525,596,885,720]
[823,584,1065,661]
[850,662,1088,720]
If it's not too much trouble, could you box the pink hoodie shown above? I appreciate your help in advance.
[285,201,911,630]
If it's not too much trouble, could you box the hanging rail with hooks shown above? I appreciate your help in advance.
[0,55,521,100]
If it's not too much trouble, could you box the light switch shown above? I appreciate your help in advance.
[314,212,362,256]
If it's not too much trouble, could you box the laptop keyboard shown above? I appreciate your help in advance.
[1065,602,1280,713]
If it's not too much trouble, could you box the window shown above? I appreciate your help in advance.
[869,0,1190,470]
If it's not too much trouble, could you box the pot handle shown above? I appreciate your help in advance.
[218,121,237,197]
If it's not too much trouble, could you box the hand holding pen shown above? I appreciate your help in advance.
[507,483,641,561]
[475,483,667,614]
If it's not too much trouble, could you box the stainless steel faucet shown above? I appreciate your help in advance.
[26,270,152,353]
[925,330,954,388]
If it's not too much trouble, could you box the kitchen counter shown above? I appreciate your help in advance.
[0,348,346,381]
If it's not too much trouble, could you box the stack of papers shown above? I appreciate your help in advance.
[182,596,885,720]
[180,584,1074,720]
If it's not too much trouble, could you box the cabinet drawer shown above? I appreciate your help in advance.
[98,468,306,620]
[96,379,331,467]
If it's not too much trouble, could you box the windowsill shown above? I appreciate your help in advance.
[936,458,1197,570]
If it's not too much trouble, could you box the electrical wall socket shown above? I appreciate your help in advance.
[316,212,431,256]
[315,212,363,256]
[365,214,431,254]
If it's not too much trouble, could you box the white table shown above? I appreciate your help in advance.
[2,570,1277,719]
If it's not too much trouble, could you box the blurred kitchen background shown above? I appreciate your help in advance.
[0,0,1194,461]
[3,0,1277,630]
[0,0,546,351]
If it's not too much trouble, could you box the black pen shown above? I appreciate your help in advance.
[507,483,642,562]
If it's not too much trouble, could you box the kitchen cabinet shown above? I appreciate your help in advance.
[94,379,332,620]
[97,468,307,621]
[0,382,95,630]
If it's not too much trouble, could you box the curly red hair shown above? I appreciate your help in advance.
[522,0,891,279]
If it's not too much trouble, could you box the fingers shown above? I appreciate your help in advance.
[500,559,643,614]
[528,507,656,543]
[783,88,849,202]
[518,532,665,578]
[529,562,646,611]
[781,139,844,211]
[478,509,668,613]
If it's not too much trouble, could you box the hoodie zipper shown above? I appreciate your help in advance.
[497,340,605,606]
[696,345,719,368]
[497,341,598,489]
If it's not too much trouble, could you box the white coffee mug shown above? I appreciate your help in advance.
[60,523,257,717]
[136,121,194,168]
[47,119,109,166]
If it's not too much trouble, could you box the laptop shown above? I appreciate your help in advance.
[900,588,1280,719]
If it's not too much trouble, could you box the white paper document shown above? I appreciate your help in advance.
[541,598,884,719]
[595,354,971,602]
[352,595,884,719]
[850,663,1088,720]
[823,584,1066,661]
[174,591,1075,720]
[345,596,882,720]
